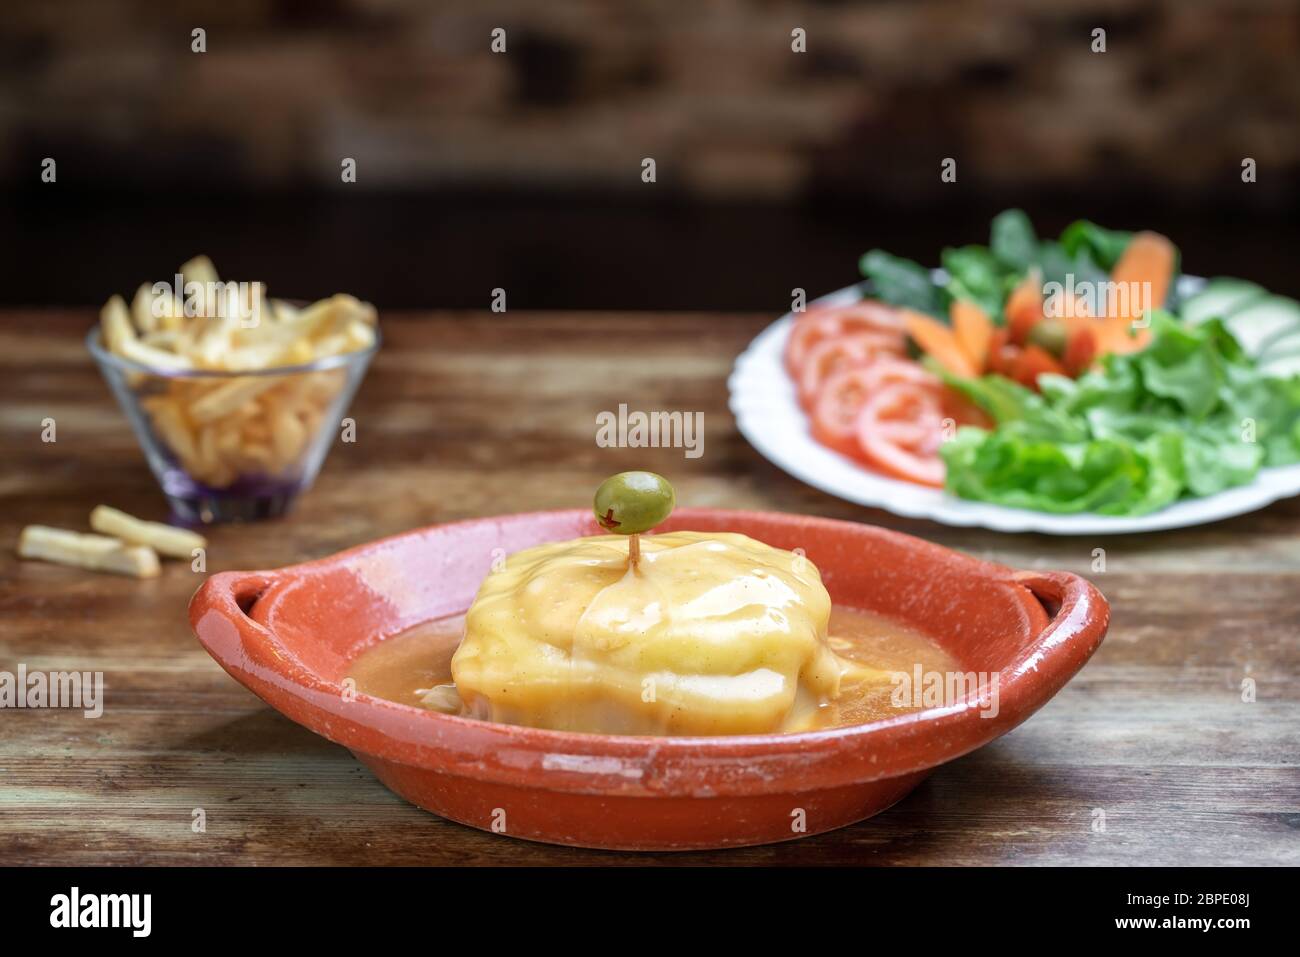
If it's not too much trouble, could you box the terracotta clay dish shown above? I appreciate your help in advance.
[189,508,1109,850]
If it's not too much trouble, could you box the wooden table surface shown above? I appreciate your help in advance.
[2,310,1297,866]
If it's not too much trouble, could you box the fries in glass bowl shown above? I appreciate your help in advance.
[87,257,379,523]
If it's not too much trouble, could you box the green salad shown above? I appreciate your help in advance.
[942,313,1300,515]
[856,211,1300,516]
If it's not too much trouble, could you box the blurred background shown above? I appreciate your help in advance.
[1,0,1297,311]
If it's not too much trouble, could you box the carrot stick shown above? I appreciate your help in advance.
[901,309,977,378]
[1110,231,1175,321]
[1102,231,1174,353]
[950,299,993,373]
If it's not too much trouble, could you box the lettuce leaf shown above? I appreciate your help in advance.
[989,209,1039,272]
[858,249,947,318]
[1059,220,1133,271]
[941,245,1016,322]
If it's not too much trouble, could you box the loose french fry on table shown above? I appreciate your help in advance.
[18,526,160,579]
[89,505,206,560]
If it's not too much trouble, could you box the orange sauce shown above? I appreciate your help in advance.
[348,606,960,733]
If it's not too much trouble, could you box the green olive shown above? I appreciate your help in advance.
[593,471,675,535]
[1028,318,1068,357]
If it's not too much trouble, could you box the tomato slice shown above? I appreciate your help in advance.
[784,301,903,373]
[796,332,903,408]
[855,382,947,488]
[811,365,875,460]
[854,355,942,392]
[810,356,939,460]
[785,314,840,375]
[810,357,940,460]
[822,301,905,337]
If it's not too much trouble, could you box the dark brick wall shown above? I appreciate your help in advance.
[1,1,1297,308]
[4,0,1297,198]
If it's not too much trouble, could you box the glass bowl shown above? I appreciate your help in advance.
[87,325,379,524]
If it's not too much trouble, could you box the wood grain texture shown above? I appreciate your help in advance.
[1,310,1298,866]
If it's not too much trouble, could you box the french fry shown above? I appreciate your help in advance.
[291,294,374,342]
[18,526,160,579]
[215,418,243,460]
[196,423,221,476]
[271,299,301,322]
[101,295,134,352]
[132,283,185,335]
[347,319,377,349]
[243,423,271,448]
[270,405,306,467]
[89,505,206,560]
[179,254,219,289]
[235,441,273,472]
[140,329,185,350]
[159,309,185,333]
[223,335,313,371]
[189,315,236,369]
[130,284,158,334]
[118,335,192,372]
[144,396,199,468]
[187,375,281,424]
[417,684,462,714]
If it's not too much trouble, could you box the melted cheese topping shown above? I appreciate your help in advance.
[450,531,847,735]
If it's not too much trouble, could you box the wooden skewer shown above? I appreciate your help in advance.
[628,532,641,569]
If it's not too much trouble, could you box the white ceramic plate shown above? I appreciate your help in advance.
[729,283,1300,535]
